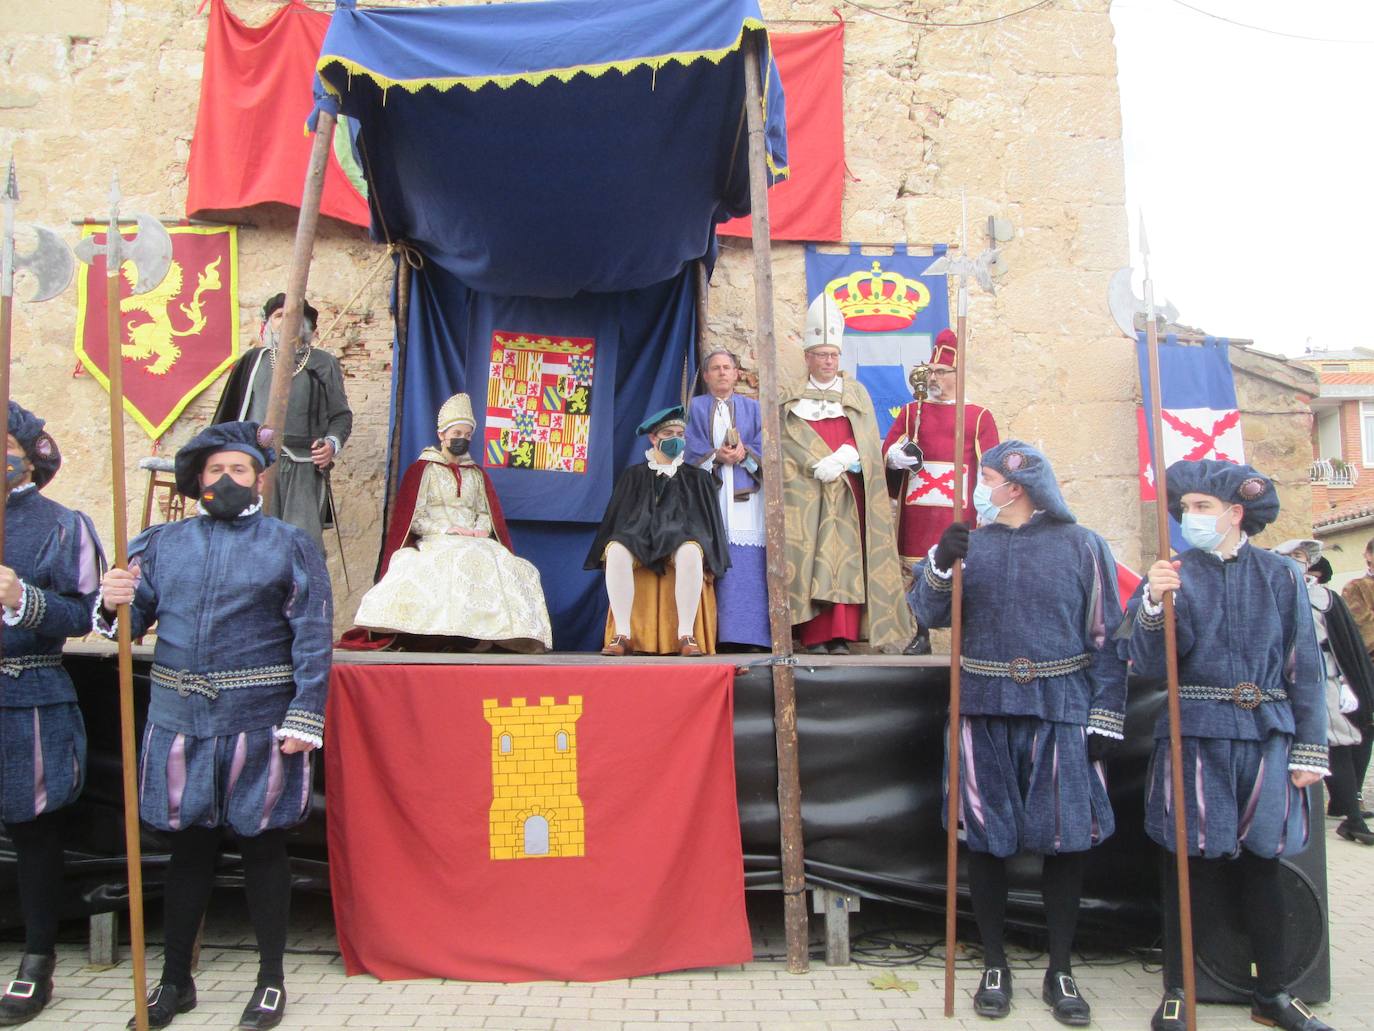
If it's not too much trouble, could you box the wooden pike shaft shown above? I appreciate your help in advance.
[943,304,968,1018]
[743,35,808,975]
[0,291,10,659]
[106,257,149,1031]
[262,111,337,509]
[385,256,413,508]
[1145,318,1198,1031]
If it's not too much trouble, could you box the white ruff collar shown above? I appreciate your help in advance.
[645,449,683,477]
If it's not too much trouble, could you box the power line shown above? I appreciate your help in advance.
[840,0,1054,29]
[1166,0,1374,45]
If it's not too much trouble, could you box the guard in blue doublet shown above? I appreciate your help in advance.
[1123,459,1332,1031]
[97,421,331,1031]
[910,441,1126,1028]
[0,402,104,1026]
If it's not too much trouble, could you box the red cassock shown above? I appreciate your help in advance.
[882,400,999,562]
[797,414,865,647]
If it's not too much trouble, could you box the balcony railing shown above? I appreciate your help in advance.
[1311,459,1359,487]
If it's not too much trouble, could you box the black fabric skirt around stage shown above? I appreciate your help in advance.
[0,654,1171,946]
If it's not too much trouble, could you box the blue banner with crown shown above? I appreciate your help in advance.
[804,243,950,439]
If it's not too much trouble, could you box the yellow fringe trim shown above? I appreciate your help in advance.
[316,16,789,179]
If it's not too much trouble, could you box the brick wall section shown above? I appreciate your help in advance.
[3,0,1139,633]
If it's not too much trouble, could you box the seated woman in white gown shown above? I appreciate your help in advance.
[348,392,553,652]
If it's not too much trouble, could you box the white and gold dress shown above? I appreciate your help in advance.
[352,449,552,651]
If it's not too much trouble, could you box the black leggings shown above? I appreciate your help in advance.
[967,850,1088,973]
[1327,734,1372,820]
[4,812,66,956]
[160,827,291,989]
[1159,849,1285,997]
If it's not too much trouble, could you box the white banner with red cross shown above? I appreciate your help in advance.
[904,460,957,508]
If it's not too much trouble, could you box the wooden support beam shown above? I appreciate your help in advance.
[262,110,337,509]
[743,33,809,976]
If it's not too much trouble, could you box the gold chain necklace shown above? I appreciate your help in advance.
[267,343,312,377]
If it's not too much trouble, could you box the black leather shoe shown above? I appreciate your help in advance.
[1151,989,1186,1031]
[1336,820,1374,845]
[130,980,196,1029]
[238,982,286,1031]
[973,965,1012,1018]
[1042,971,1091,1027]
[0,953,54,1026]
[828,640,850,655]
[903,630,932,656]
[1251,991,1332,1030]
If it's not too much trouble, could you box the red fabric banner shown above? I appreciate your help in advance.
[186,0,369,228]
[74,225,239,440]
[325,663,751,982]
[719,24,845,243]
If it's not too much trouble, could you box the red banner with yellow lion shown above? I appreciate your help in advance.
[73,224,239,440]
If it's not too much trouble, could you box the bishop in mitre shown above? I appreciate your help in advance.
[348,393,552,652]
[780,294,912,654]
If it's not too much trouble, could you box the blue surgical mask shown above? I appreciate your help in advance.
[1180,511,1227,552]
[657,436,686,460]
[972,481,1010,524]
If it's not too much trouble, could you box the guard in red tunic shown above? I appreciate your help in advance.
[882,329,999,654]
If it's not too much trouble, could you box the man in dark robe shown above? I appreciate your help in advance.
[586,405,729,656]
[212,293,352,551]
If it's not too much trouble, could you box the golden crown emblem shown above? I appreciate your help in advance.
[826,261,932,332]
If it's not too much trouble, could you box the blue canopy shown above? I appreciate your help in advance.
[315,0,788,297]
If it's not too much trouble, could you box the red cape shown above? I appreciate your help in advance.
[338,457,514,650]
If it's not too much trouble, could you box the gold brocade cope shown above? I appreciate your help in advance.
[779,376,913,653]
[601,557,718,656]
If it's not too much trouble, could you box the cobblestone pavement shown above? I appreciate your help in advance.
[7,815,1370,1029]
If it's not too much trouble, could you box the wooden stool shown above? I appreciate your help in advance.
[138,455,185,531]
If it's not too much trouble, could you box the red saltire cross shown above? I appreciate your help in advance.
[910,467,957,503]
[1161,409,1241,463]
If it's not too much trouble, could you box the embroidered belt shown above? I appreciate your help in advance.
[1178,683,1287,711]
[960,653,1091,685]
[0,654,63,679]
[151,663,295,702]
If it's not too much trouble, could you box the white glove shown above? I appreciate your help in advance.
[832,443,861,473]
[812,454,846,482]
[1340,682,1359,715]
[886,440,921,470]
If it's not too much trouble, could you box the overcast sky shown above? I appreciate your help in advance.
[1109,0,1374,357]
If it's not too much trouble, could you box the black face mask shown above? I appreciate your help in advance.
[446,437,471,457]
[199,474,257,520]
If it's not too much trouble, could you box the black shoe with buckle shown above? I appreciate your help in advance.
[973,965,1012,1019]
[1251,990,1332,1031]
[0,953,55,1026]
[130,980,196,1029]
[1042,971,1091,1027]
[238,982,286,1031]
[1151,989,1186,1031]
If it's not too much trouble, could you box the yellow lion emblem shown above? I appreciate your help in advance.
[119,256,223,375]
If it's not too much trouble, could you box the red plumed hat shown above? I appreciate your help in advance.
[931,328,958,368]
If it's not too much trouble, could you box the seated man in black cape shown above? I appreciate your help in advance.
[586,405,729,656]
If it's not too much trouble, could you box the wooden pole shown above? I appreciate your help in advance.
[385,252,413,508]
[743,34,808,975]
[694,259,711,366]
[942,290,969,1018]
[105,237,149,1031]
[262,110,337,509]
[0,290,11,619]
[1144,316,1198,1031]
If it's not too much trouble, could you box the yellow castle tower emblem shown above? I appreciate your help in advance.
[484,695,585,860]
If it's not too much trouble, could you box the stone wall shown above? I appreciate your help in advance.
[1,0,1138,633]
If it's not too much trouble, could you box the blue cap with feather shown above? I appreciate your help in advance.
[1165,459,1279,535]
[7,400,61,489]
[174,421,276,499]
[981,440,1075,523]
